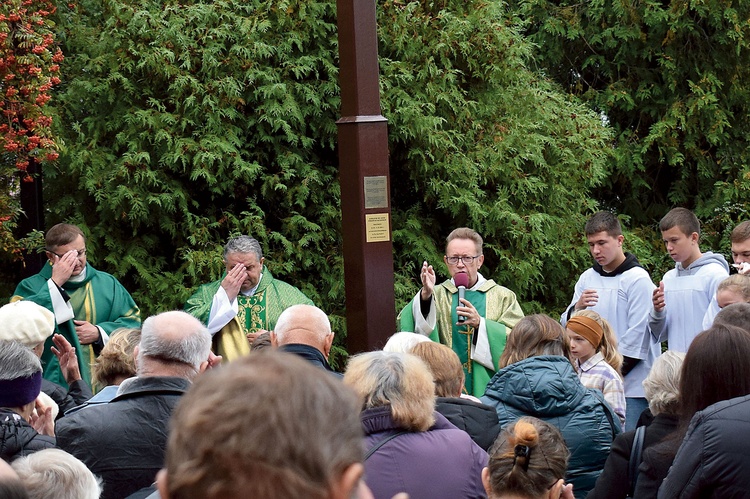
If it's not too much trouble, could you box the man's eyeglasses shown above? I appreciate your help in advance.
[47,248,87,258]
[445,255,481,265]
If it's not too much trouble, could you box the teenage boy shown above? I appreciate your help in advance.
[562,211,657,430]
[650,208,729,352]
[700,221,750,329]
[730,221,750,274]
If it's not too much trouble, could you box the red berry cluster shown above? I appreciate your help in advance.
[1,0,62,181]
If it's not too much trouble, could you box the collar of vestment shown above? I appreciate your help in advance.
[441,272,495,293]
[240,272,263,297]
[40,262,98,290]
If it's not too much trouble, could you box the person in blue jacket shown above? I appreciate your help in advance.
[481,314,620,499]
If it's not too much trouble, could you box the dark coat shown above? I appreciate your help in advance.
[586,412,679,499]
[56,376,191,499]
[278,343,342,377]
[361,406,488,499]
[658,394,750,499]
[435,396,500,451]
[481,355,620,499]
[0,408,56,462]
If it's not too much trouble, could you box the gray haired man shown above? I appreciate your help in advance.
[185,235,312,361]
[55,311,214,499]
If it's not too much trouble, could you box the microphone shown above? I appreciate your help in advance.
[454,272,469,323]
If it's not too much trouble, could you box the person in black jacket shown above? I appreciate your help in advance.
[55,311,214,499]
[634,324,750,498]
[410,341,500,450]
[586,350,684,499]
[659,394,750,498]
[0,340,55,462]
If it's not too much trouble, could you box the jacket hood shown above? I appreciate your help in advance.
[481,356,587,417]
[676,251,730,275]
[593,252,642,277]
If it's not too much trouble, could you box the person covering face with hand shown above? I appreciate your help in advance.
[398,227,524,397]
[185,235,313,362]
[12,223,141,388]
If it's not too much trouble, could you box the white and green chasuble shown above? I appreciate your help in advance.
[399,275,523,397]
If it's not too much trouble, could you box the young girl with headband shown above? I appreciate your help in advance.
[567,311,626,428]
[482,416,573,499]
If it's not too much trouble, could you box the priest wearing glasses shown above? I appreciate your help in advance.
[399,228,524,397]
[12,223,141,388]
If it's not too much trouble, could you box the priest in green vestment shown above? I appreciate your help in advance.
[11,224,141,388]
[185,235,313,361]
[398,228,524,397]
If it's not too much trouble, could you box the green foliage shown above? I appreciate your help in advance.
[0,0,63,297]
[380,0,613,313]
[34,0,618,359]
[509,0,750,225]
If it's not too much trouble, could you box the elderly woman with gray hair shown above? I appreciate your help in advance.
[343,351,488,499]
[586,350,685,499]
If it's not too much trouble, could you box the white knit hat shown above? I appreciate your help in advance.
[0,301,55,347]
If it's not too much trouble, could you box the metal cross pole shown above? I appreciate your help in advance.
[336,0,396,353]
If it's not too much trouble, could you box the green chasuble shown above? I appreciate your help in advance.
[11,262,141,388]
[399,278,524,397]
[185,266,313,362]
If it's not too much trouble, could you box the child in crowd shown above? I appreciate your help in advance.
[482,416,574,499]
[567,311,626,428]
[716,274,750,309]
[649,207,729,352]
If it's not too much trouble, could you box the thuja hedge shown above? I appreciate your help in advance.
[18,0,717,361]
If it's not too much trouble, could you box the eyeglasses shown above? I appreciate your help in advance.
[445,255,481,265]
[47,248,87,258]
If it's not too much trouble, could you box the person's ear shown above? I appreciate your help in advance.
[324,332,334,358]
[477,254,485,269]
[156,469,170,499]
[330,462,365,499]
[198,360,209,374]
[547,478,564,499]
[481,466,492,497]
[617,234,624,246]
[691,232,700,244]
[270,331,279,347]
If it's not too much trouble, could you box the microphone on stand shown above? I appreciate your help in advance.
[454,272,469,323]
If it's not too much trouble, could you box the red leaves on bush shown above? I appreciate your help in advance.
[1,0,63,177]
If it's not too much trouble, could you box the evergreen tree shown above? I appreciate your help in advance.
[40,0,614,355]
[508,0,750,224]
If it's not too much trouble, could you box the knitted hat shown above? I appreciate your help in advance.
[566,315,603,348]
[0,301,55,348]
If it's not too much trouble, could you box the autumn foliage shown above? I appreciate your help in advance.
[0,0,62,259]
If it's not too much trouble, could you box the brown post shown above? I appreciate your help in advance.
[336,0,395,352]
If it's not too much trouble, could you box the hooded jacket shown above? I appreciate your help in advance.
[0,408,56,462]
[481,356,620,499]
[649,251,729,352]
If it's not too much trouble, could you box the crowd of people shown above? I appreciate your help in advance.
[2,211,750,498]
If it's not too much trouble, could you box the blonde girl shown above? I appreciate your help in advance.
[716,274,750,309]
[567,310,626,428]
